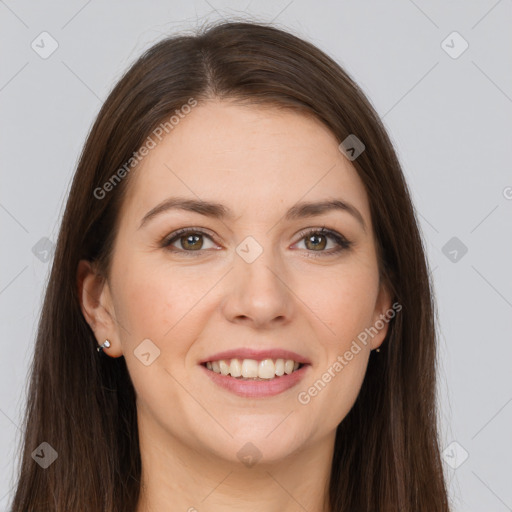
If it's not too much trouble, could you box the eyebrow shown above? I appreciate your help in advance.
[138,196,366,232]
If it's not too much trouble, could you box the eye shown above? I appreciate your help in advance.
[161,228,218,254]
[161,226,353,257]
[293,227,353,256]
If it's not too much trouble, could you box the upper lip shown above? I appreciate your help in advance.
[199,348,311,365]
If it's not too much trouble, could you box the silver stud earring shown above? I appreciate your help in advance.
[97,339,111,353]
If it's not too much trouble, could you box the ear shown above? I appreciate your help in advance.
[77,260,123,358]
[370,279,393,351]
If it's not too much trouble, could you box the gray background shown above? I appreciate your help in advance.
[1,1,511,510]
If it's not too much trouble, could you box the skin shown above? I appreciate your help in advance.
[78,100,391,512]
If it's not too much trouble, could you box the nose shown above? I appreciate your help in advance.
[221,247,294,329]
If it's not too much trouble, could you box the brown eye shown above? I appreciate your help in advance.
[304,233,327,251]
[162,228,218,254]
[294,227,353,256]
[178,233,204,251]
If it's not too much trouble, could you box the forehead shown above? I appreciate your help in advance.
[120,100,371,227]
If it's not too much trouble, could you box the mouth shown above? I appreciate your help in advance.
[199,357,311,398]
[202,358,306,380]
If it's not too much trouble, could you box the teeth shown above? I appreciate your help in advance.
[229,358,242,377]
[258,359,275,379]
[219,360,230,376]
[241,359,259,378]
[205,358,303,379]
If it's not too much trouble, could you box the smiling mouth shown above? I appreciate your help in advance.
[202,358,306,381]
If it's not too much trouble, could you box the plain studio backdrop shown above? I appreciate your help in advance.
[1,1,511,510]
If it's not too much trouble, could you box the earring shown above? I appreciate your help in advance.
[97,339,111,353]
[375,348,381,353]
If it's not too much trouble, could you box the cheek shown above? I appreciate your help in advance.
[111,257,223,374]
[299,265,377,426]
[112,263,205,397]
[301,262,379,343]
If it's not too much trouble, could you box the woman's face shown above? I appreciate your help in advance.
[82,100,391,465]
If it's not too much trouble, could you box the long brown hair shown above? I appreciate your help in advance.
[10,19,450,511]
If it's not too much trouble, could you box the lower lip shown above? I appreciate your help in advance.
[200,364,310,398]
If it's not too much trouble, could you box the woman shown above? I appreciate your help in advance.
[10,20,450,511]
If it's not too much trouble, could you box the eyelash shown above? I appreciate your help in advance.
[161,226,353,258]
